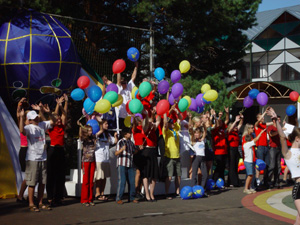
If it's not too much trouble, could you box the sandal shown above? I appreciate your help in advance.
[97,195,108,201]
[82,203,90,207]
[39,204,52,210]
[89,202,95,206]
[29,205,40,212]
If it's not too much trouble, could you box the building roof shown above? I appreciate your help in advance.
[244,4,300,40]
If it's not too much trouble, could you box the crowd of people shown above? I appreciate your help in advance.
[16,65,298,216]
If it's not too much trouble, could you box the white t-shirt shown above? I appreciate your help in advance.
[179,120,191,153]
[243,140,255,163]
[24,121,52,161]
[193,140,205,156]
[117,80,135,118]
[95,133,115,163]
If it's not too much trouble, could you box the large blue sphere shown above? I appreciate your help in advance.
[206,179,215,190]
[216,178,225,188]
[127,47,140,62]
[192,185,205,199]
[180,186,193,200]
[256,159,266,171]
[0,9,81,104]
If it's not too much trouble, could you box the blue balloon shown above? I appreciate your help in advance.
[83,98,95,115]
[203,98,211,104]
[180,186,193,200]
[127,47,140,62]
[248,89,260,99]
[196,106,204,113]
[71,88,85,101]
[88,85,102,102]
[286,105,296,116]
[206,179,215,190]
[255,159,266,171]
[154,67,165,81]
[87,119,100,135]
[216,178,225,188]
[192,185,205,199]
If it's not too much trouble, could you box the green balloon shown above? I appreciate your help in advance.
[139,81,152,98]
[103,91,118,104]
[129,99,143,114]
[178,98,189,112]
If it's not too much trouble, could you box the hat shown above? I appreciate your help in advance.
[27,110,38,120]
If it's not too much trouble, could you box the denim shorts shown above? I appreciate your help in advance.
[244,161,254,176]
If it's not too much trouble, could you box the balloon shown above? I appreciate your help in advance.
[203,90,218,102]
[179,60,191,73]
[168,94,179,105]
[87,85,102,102]
[129,99,143,114]
[201,84,211,93]
[183,96,192,108]
[171,83,184,98]
[154,67,165,81]
[255,159,266,171]
[124,116,132,128]
[156,99,170,115]
[104,91,118,104]
[178,98,189,112]
[171,70,182,83]
[131,86,138,99]
[112,59,126,74]
[298,96,300,103]
[106,83,118,94]
[196,93,205,107]
[71,88,85,101]
[180,186,193,200]
[135,113,143,120]
[83,98,95,115]
[112,94,123,107]
[192,185,205,199]
[157,80,170,94]
[286,105,296,116]
[203,98,211,104]
[243,96,254,108]
[189,98,197,111]
[216,178,225,189]
[77,76,90,89]
[196,106,204,113]
[289,91,299,102]
[86,119,100,135]
[256,92,268,106]
[126,100,131,114]
[139,82,152,98]
[94,99,111,114]
[206,179,215,191]
[248,89,259,99]
[127,47,140,62]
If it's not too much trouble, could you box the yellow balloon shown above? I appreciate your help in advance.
[298,96,300,103]
[124,116,132,128]
[203,90,218,102]
[94,99,111,114]
[131,86,138,99]
[179,60,191,73]
[183,96,191,108]
[201,84,211,94]
[112,94,123,107]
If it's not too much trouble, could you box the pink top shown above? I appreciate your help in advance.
[20,132,28,147]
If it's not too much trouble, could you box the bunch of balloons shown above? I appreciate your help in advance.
[286,91,299,117]
[243,89,268,108]
[238,158,245,172]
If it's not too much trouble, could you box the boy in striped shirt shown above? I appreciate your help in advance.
[115,127,139,204]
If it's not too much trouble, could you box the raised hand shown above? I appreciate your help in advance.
[224,106,229,113]
[63,93,68,102]
[20,108,25,117]
[31,104,41,111]
[43,104,50,113]
[235,115,240,122]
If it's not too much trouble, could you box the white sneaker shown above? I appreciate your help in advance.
[243,189,252,194]
[250,189,257,194]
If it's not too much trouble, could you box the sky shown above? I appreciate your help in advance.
[258,0,300,12]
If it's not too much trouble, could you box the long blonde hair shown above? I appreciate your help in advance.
[242,123,253,137]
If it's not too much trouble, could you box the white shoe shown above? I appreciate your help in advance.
[250,189,256,194]
[243,189,252,194]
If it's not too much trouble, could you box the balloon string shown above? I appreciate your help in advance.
[239,107,246,114]
[283,115,287,123]
[78,114,86,122]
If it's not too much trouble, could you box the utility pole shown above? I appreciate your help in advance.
[150,22,154,80]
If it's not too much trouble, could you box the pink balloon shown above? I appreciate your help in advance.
[257,92,268,106]
[171,70,181,83]
[171,83,183,98]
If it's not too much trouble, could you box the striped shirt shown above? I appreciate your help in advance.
[117,138,136,167]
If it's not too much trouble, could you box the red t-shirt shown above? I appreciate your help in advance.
[212,126,228,155]
[287,139,292,147]
[242,135,256,162]
[132,126,145,146]
[255,123,267,146]
[267,125,280,148]
[137,91,155,117]
[48,124,65,146]
[144,124,157,147]
[157,118,164,136]
[228,130,239,147]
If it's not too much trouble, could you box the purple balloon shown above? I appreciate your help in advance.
[189,98,197,111]
[243,96,254,108]
[171,70,182,83]
[131,113,143,123]
[257,92,268,106]
[171,83,183,98]
[168,94,179,105]
[106,83,118,93]
[157,80,170,94]
[196,93,205,107]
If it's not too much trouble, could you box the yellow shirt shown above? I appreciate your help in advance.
[163,123,181,159]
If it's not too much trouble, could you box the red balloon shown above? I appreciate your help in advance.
[156,99,170,115]
[112,59,126,74]
[77,76,90,89]
[180,110,187,120]
[126,100,132,114]
[289,91,299,102]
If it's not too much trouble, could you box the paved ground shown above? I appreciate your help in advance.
[0,184,294,225]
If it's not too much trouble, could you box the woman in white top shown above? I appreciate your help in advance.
[266,107,300,225]
[95,119,118,201]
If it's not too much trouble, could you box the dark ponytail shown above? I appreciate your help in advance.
[288,127,300,143]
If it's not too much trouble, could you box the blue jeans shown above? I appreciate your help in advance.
[255,145,270,186]
[116,166,136,201]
